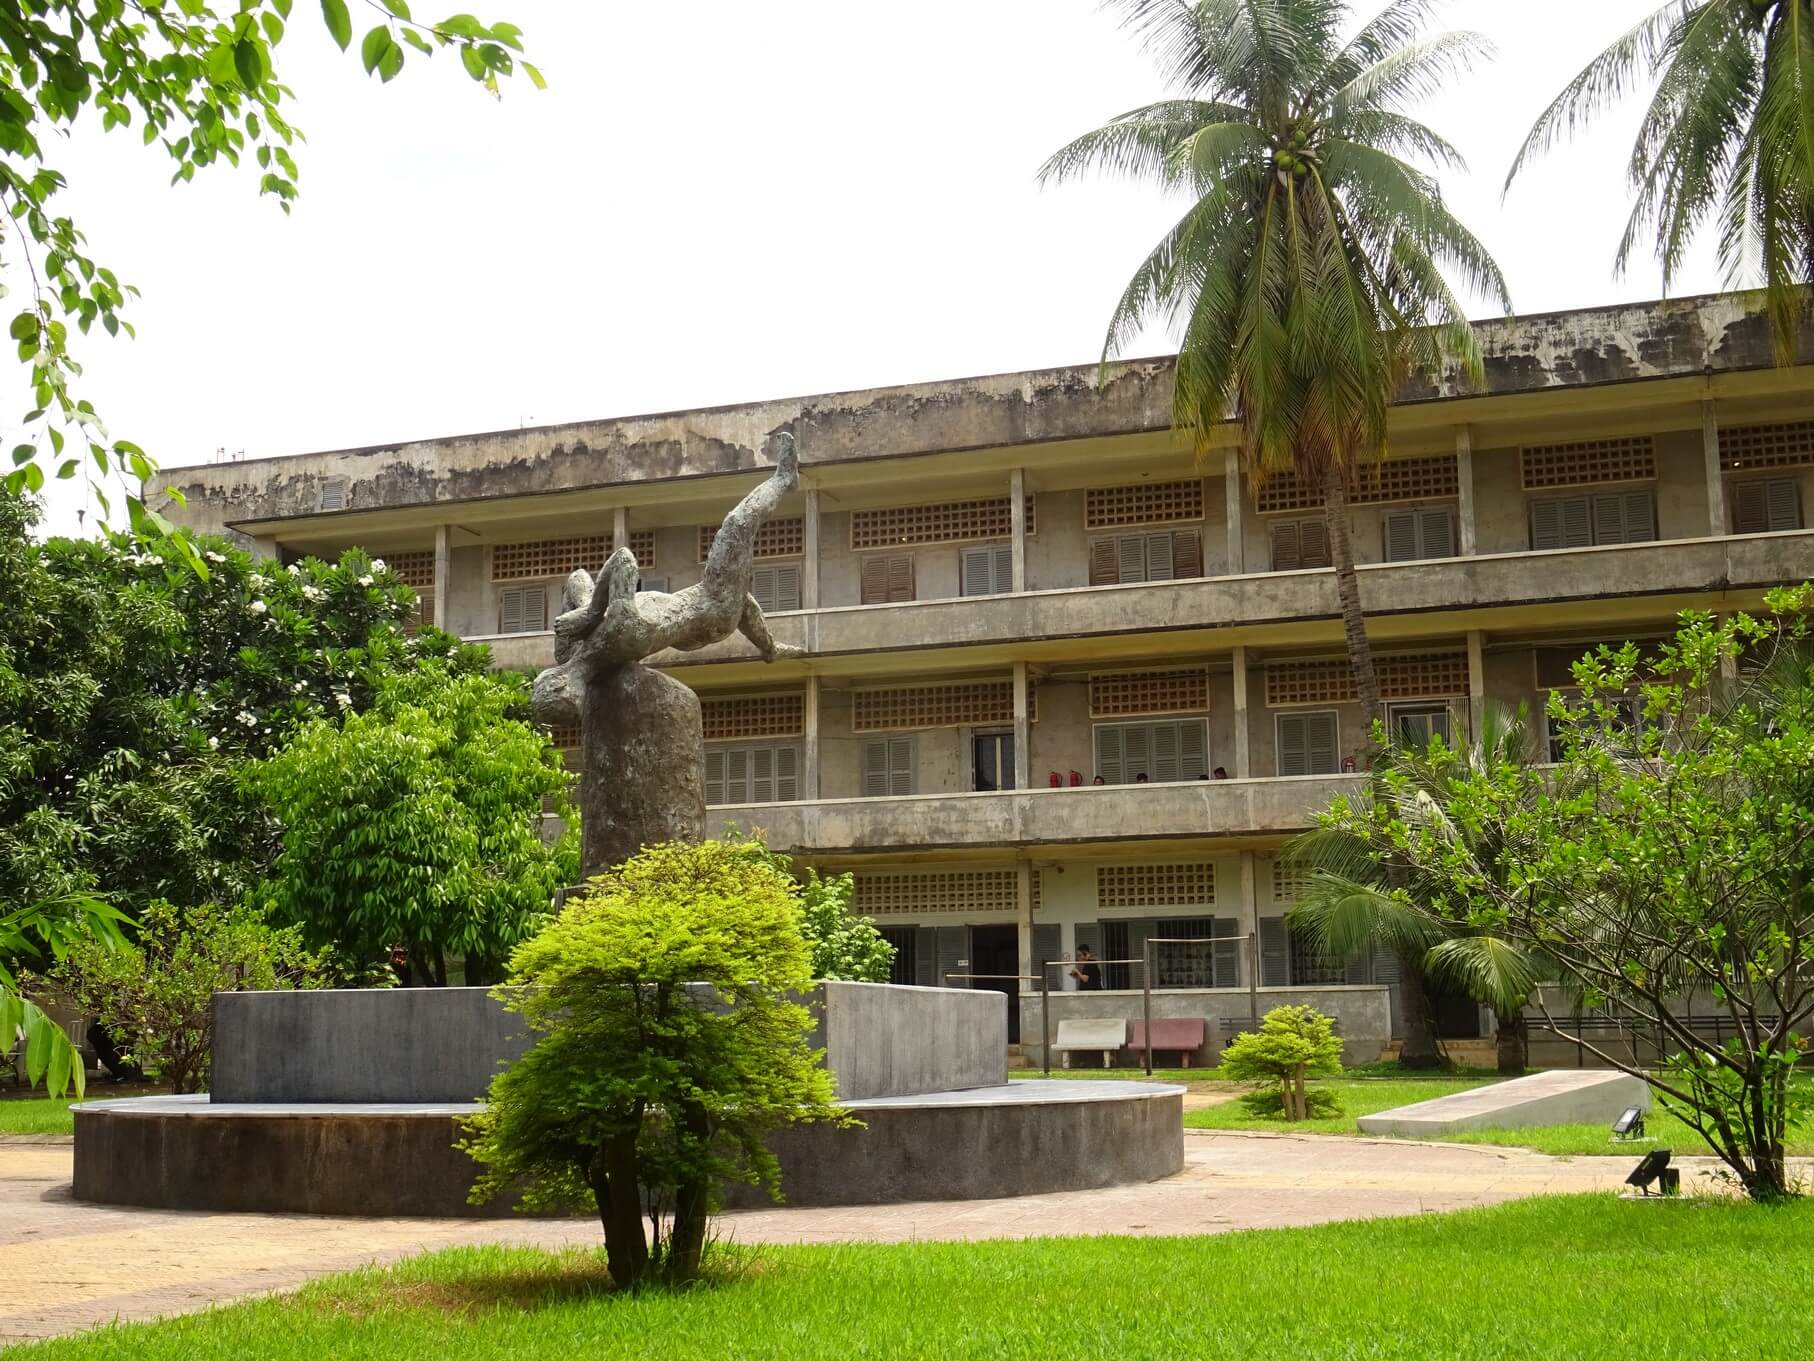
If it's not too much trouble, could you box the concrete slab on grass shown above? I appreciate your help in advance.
[1356,1069,1650,1137]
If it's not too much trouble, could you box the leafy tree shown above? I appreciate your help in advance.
[1368,588,1814,1200]
[1508,1,1814,364]
[1,891,126,1098]
[51,898,326,1093]
[1220,1004,1344,1121]
[1041,0,1509,727]
[462,841,842,1288]
[1288,702,1550,1074]
[0,1,538,547]
[248,663,578,985]
[726,831,894,983]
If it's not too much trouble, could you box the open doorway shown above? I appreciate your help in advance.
[968,924,1021,1043]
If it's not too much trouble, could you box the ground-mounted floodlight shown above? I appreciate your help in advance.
[1623,1148,1680,1197]
[1610,1106,1646,1141]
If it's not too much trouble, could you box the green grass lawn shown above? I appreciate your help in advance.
[0,1095,88,1136]
[1184,1077,1494,1135]
[5,1196,1809,1360]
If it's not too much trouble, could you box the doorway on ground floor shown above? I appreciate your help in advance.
[968,924,1021,1044]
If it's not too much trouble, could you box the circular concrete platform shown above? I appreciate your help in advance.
[72,1081,1184,1217]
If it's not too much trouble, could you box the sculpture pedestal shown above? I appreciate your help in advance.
[580,662,705,877]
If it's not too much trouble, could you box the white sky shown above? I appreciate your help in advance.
[29,0,1718,537]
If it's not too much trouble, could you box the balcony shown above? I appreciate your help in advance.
[704,773,1368,857]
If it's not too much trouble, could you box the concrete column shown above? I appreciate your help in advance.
[612,506,629,554]
[802,673,821,801]
[1231,646,1251,778]
[1224,447,1246,573]
[1238,851,1259,990]
[1702,400,1727,537]
[432,525,451,633]
[1455,425,1477,556]
[1012,661,1031,791]
[1467,629,1486,740]
[1009,468,1028,592]
[1017,862,1035,997]
[802,488,821,610]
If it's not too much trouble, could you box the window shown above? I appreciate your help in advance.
[1389,703,1453,749]
[750,563,801,612]
[1088,529,1202,585]
[960,544,1015,597]
[859,555,915,604]
[497,585,547,634]
[1730,477,1802,534]
[878,926,917,986]
[1529,491,1657,550]
[1093,719,1209,783]
[704,743,800,805]
[1269,518,1331,571]
[971,731,1015,791]
[1382,508,1456,562]
[1545,690,1641,762]
[318,477,348,512]
[1276,710,1339,776]
[1261,918,1392,988]
[861,735,915,797]
[1149,916,1240,989]
[638,574,669,593]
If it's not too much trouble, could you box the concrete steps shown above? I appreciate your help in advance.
[1380,1038,1499,1067]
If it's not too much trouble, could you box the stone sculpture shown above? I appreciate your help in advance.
[532,431,801,876]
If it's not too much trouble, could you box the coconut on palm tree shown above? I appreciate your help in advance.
[1042,0,1511,726]
[1509,1,1814,363]
[1285,702,1550,1073]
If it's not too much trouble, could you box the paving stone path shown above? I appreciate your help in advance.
[0,1131,1722,1345]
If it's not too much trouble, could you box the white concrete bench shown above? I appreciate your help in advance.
[1053,1018,1127,1069]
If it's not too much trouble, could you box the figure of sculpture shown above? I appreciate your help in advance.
[533,431,802,877]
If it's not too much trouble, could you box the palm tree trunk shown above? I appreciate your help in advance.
[1494,1010,1528,1075]
[1323,464,1382,734]
[1396,954,1442,1069]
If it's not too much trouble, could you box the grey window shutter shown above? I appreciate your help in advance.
[750,745,775,803]
[523,586,546,631]
[914,927,938,987]
[1150,722,1181,782]
[1383,510,1419,562]
[1089,538,1119,585]
[1530,497,1562,550]
[318,477,348,512]
[861,739,889,797]
[935,926,967,988]
[1117,534,1147,584]
[1277,714,1309,776]
[775,564,801,609]
[992,544,1014,592]
[1173,528,1202,578]
[1095,724,1123,783]
[1033,924,1062,991]
[704,749,726,806]
[1766,477,1801,530]
[1144,532,1175,582]
[751,565,778,612]
[1559,495,1593,547]
[1345,952,1372,985]
[499,588,524,635]
[725,747,750,804]
[860,557,888,605]
[886,555,914,602]
[774,745,799,801]
[1622,491,1657,542]
[1307,711,1339,774]
[1592,493,1625,545]
[1419,508,1455,558]
[1122,723,1153,782]
[1299,518,1332,568]
[1260,918,1290,988]
[887,735,915,795]
[1371,945,1400,983]
[1212,916,1239,989]
[1270,521,1301,571]
[1179,719,1208,780]
[960,546,995,596]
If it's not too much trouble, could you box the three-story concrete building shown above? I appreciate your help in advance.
[155,290,1814,1063]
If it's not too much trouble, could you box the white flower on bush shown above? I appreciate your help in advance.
[370,558,386,572]
[301,585,326,603]
[287,563,301,575]
[357,574,373,587]
[333,691,352,710]
[236,710,258,727]
[204,550,226,564]
[249,575,268,591]
[291,681,307,694]
[247,600,267,615]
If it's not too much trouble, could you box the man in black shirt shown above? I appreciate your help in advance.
[1070,944,1103,991]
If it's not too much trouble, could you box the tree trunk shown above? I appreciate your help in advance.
[588,1134,649,1289]
[1323,464,1382,735]
[666,1101,714,1280]
[1396,956,1442,1069]
[1292,1064,1309,1121]
[1494,1010,1528,1075]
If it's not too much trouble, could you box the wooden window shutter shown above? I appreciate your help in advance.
[1149,722,1181,782]
[773,564,801,610]
[751,565,779,612]
[1122,723,1153,781]
[704,749,726,806]
[1383,510,1419,563]
[886,735,915,796]
[1766,477,1802,530]
[1212,916,1239,989]
[1732,479,1768,534]
[1088,538,1120,585]
[725,747,750,804]
[861,738,890,797]
[1559,496,1593,547]
[749,745,775,804]
[1173,528,1202,578]
[1144,531,1176,582]
[1095,724,1123,783]
[1270,520,1301,571]
[774,745,799,801]
[1592,493,1625,545]
[860,557,888,605]
[1117,534,1147,584]
[498,586,545,634]
[1530,497,1562,550]
[1420,508,1455,558]
[1260,918,1290,988]
[1621,490,1657,542]
[1307,711,1338,773]
[499,588,524,635]
[886,555,914,602]
[1277,714,1310,776]
[1299,519,1331,568]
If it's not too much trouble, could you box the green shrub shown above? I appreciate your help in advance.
[462,841,842,1288]
[726,831,893,982]
[1220,1005,1344,1122]
[53,899,327,1094]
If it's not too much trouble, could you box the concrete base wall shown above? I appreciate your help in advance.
[819,981,1005,1100]
[1018,985,1391,1068]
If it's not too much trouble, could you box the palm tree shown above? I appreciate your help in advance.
[1042,0,1510,727]
[1285,702,1549,1073]
[1508,1,1814,363]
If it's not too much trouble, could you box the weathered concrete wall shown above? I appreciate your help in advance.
[817,981,1005,1100]
[212,988,530,1104]
[1017,985,1391,1068]
[1355,1069,1650,1136]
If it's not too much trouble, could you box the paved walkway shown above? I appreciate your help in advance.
[0,1132,1703,1345]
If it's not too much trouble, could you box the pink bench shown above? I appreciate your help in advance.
[1127,1018,1207,1067]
